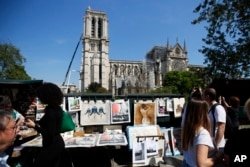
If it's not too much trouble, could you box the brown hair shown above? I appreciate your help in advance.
[229,96,240,108]
[203,88,217,100]
[181,99,211,151]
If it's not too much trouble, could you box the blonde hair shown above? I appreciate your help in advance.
[244,98,250,120]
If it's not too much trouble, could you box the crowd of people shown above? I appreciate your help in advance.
[1,83,250,167]
[181,87,250,167]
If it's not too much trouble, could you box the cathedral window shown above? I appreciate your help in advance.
[98,18,102,38]
[175,48,180,55]
[91,18,96,37]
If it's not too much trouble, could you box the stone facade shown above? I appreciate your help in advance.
[80,7,189,96]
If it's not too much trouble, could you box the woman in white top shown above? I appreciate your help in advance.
[181,99,224,167]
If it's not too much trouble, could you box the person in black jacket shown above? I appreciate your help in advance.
[25,82,72,167]
[224,98,250,167]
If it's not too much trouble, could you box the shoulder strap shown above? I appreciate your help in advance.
[209,103,220,136]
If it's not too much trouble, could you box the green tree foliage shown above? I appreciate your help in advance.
[192,0,250,79]
[0,43,31,80]
[162,71,204,95]
[87,82,108,93]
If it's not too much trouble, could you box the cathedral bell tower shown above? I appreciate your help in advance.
[80,7,110,92]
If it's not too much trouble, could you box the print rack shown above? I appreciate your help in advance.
[133,135,165,167]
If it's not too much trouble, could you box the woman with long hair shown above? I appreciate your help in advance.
[181,99,223,167]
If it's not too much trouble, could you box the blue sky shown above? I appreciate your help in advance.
[0,0,206,87]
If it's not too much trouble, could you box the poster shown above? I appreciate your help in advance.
[111,99,130,124]
[80,100,111,126]
[134,100,156,125]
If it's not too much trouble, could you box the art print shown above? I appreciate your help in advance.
[111,99,130,124]
[96,130,128,146]
[145,139,158,156]
[126,125,161,149]
[80,100,111,126]
[64,135,97,148]
[133,141,147,164]
[134,100,156,125]
[68,96,81,112]
[156,98,169,117]
[166,98,174,112]
[173,97,185,118]
[161,128,173,156]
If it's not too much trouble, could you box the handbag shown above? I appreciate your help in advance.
[61,109,75,133]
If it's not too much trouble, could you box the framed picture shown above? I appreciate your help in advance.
[111,99,130,124]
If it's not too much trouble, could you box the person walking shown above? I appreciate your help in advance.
[181,99,223,167]
[25,82,72,167]
[203,88,226,151]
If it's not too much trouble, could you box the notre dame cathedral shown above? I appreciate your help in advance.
[79,7,190,96]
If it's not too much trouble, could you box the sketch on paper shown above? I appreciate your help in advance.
[111,99,130,124]
[68,97,81,112]
[134,101,156,125]
[173,97,185,118]
[80,100,111,126]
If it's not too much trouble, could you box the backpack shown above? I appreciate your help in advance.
[209,103,235,139]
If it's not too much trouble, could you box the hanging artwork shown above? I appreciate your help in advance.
[156,98,169,117]
[173,97,185,118]
[133,140,147,164]
[134,100,156,125]
[166,98,174,112]
[80,100,111,126]
[145,139,158,156]
[111,99,130,124]
[36,98,45,121]
[68,96,81,112]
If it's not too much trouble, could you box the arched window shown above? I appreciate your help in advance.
[91,18,96,37]
[98,18,102,38]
